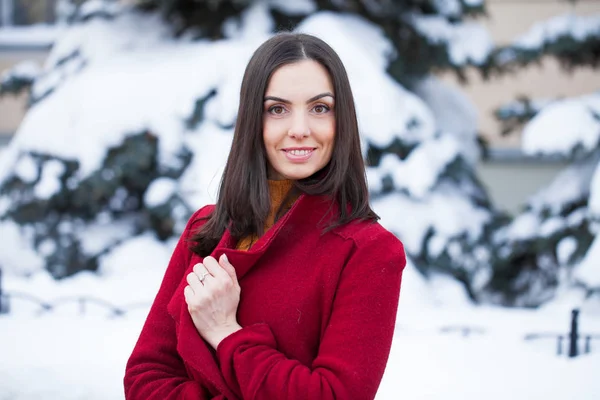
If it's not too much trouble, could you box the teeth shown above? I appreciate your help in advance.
[289,149,311,156]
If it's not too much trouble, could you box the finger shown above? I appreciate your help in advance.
[219,254,240,288]
[184,285,194,303]
[187,270,203,291]
[193,262,211,284]
[203,256,230,282]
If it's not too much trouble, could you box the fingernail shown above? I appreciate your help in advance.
[222,254,229,263]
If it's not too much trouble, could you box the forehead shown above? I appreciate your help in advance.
[265,60,333,98]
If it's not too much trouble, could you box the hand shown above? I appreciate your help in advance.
[184,254,242,349]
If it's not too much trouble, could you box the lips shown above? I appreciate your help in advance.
[282,147,316,162]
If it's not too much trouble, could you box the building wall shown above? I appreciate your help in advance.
[477,160,568,215]
[0,49,47,143]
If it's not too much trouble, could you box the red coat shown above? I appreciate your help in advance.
[124,194,406,399]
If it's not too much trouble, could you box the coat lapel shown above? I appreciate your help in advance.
[211,193,332,280]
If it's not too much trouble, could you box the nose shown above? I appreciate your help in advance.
[288,112,310,139]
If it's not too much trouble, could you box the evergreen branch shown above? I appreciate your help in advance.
[129,0,491,79]
[0,61,40,98]
[492,13,600,73]
[494,96,555,137]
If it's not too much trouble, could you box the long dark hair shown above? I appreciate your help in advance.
[190,32,378,256]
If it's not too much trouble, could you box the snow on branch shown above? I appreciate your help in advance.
[495,13,600,70]
[0,61,41,97]
[494,96,555,137]
[0,25,63,49]
[432,0,486,19]
[521,92,600,158]
[76,0,122,21]
[405,13,493,67]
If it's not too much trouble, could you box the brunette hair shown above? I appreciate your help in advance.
[190,32,378,256]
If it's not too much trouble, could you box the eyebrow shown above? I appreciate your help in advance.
[263,92,334,104]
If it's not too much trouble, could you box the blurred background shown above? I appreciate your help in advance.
[0,0,599,399]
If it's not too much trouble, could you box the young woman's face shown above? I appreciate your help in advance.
[263,60,335,181]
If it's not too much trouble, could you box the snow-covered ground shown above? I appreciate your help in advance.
[1,250,599,400]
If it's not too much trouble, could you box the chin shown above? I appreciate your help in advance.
[280,167,318,181]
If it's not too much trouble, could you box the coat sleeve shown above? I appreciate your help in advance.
[124,206,221,400]
[215,229,406,400]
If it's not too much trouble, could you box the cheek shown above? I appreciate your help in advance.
[262,123,278,150]
[263,118,286,145]
[318,119,335,149]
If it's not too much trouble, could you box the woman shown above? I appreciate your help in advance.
[124,32,406,400]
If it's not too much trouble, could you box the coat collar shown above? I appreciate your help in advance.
[210,193,335,280]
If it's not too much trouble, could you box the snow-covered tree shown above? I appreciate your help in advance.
[485,13,600,307]
[4,0,595,308]
[0,0,504,299]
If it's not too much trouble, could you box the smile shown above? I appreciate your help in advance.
[282,148,316,162]
[288,149,312,156]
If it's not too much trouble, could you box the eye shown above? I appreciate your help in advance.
[268,105,286,115]
[312,104,330,114]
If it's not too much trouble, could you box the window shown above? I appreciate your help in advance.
[0,0,58,26]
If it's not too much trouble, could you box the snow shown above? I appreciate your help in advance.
[1,17,258,188]
[0,220,44,275]
[411,76,480,165]
[496,150,600,279]
[539,217,564,237]
[574,237,600,288]
[587,160,600,217]
[0,25,64,47]
[433,0,461,18]
[1,260,600,399]
[33,159,64,199]
[522,93,600,157]
[381,306,600,400]
[180,123,235,205]
[495,97,554,122]
[268,0,316,15]
[79,216,137,255]
[79,0,121,19]
[14,154,38,182]
[144,177,177,208]
[225,0,274,39]
[1,60,41,82]
[406,13,494,65]
[373,188,491,258]
[371,135,461,199]
[501,212,537,241]
[528,152,599,214]
[513,13,600,50]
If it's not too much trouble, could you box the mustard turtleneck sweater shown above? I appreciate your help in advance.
[236,180,299,251]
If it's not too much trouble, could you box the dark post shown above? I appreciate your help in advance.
[585,336,591,354]
[0,267,7,315]
[557,335,563,356]
[0,267,3,314]
[569,309,580,358]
